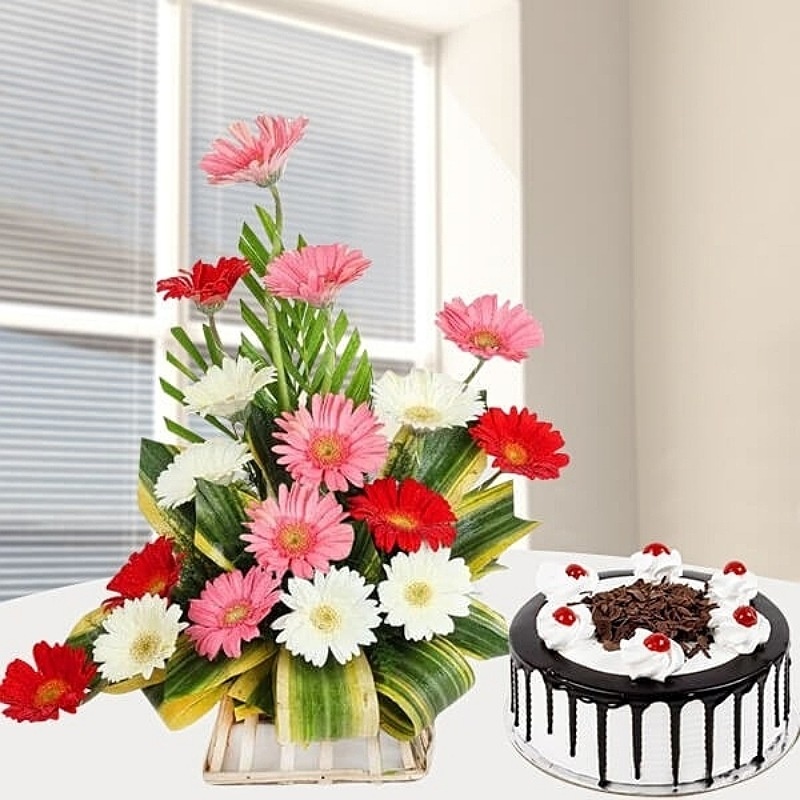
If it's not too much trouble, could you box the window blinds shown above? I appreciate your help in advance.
[0,0,420,602]
[0,0,157,600]
[190,2,417,341]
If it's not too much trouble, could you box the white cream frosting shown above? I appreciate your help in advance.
[535,561,599,603]
[535,601,596,650]
[630,544,682,583]
[709,604,771,654]
[619,627,686,681]
[707,563,758,606]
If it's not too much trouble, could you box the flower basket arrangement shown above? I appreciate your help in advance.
[0,113,569,784]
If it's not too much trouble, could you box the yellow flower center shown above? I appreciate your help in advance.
[310,604,341,633]
[404,405,441,425]
[278,522,312,554]
[34,678,69,708]
[310,434,345,466]
[130,632,161,665]
[471,329,501,350]
[223,602,251,626]
[385,512,418,531]
[147,576,167,595]
[403,580,434,607]
[502,442,528,466]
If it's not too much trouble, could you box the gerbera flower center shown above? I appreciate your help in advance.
[33,678,69,708]
[310,433,346,466]
[385,512,419,531]
[130,632,161,665]
[223,602,252,626]
[403,580,434,607]
[147,576,168,595]
[502,441,529,466]
[404,405,441,425]
[277,522,312,554]
[471,329,502,350]
[310,604,341,633]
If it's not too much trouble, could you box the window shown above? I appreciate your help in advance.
[0,0,432,601]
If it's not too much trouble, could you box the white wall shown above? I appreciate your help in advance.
[518,0,638,556]
[630,0,800,580]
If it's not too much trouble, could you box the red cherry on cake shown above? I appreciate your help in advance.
[733,605,758,627]
[642,542,671,556]
[643,632,671,653]
[723,560,748,576]
[565,563,588,579]
[552,606,577,626]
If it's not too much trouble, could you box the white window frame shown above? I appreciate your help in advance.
[153,0,439,440]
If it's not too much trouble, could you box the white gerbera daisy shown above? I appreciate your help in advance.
[372,368,483,432]
[92,594,187,682]
[378,544,472,641]
[182,356,275,419]
[154,438,252,508]
[271,566,381,667]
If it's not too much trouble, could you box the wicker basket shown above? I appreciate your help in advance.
[203,696,433,785]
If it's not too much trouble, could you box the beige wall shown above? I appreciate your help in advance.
[519,0,638,556]
[630,0,800,580]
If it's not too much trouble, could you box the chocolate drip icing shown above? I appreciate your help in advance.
[507,568,791,788]
[568,694,578,757]
[669,703,682,786]
[775,653,784,726]
[510,657,518,724]
[525,670,532,742]
[733,692,743,769]
[596,703,609,787]
[785,654,791,722]
[702,699,716,785]
[756,676,766,763]
[630,704,644,780]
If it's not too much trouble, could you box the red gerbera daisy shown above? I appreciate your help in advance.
[156,256,250,314]
[0,641,97,722]
[349,477,457,554]
[469,407,570,480]
[103,537,184,610]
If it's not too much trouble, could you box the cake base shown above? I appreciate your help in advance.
[508,706,799,795]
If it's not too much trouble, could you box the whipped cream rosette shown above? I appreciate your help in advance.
[535,601,596,651]
[631,541,682,583]
[535,560,599,603]
[707,559,758,606]
[619,628,686,681]
[709,603,771,655]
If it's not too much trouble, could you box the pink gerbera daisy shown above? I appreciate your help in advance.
[185,567,282,660]
[264,243,371,307]
[272,393,389,493]
[435,294,544,362]
[242,483,354,579]
[199,114,309,187]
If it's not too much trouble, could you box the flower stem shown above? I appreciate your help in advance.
[265,298,291,410]
[320,304,336,394]
[205,312,229,364]
[463,358,486,386]
[476,469,503,493]
[270,184,284,248]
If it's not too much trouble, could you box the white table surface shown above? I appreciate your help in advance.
[0,549,798,799]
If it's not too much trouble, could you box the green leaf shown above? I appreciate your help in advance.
[274,647,379,745]
[448,598,509,659]
[341,520,383,585]
[451,480,538,579]
[371,635,474,741]
[170,326,208,372]
[143,635,274,730]
[137,438,194,553]
[256,204,281,252]
[244,405,289,497]
[163,417,205,444]
[227,658,277,719]
[413,426,487,505]
[193,479,255,572]
[239,221,271,278]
